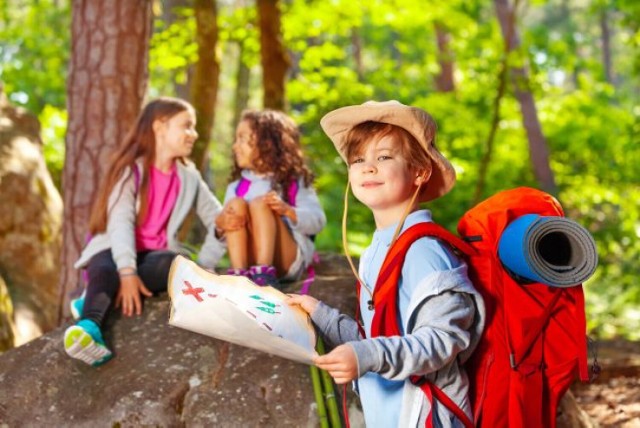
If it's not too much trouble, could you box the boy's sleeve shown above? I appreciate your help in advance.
[347,291,475,380]
[288,182,326,236]
[311,302,362,348]
[195,176,226,269]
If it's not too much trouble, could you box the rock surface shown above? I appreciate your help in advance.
[0,253,361,427]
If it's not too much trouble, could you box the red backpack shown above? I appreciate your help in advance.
[362,187,591,428]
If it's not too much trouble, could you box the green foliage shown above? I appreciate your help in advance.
[0,0,70,113]
[39,105,67,190]
[148,5,197,97]
[3,0,638,339]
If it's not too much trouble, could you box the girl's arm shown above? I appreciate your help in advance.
[286,181,326,236]
[194,176,226,269]
[106,166,139,271]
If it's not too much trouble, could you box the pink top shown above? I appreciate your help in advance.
[135,165,181,251]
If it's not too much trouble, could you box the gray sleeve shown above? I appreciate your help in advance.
[195,177,226,269]
[290,183,326,236]
[349,292,475,380]
[310,302,362,348]
[106,168,138,271]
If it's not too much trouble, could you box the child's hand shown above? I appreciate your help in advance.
[286,294,319,315]
[264,191,297,222]
[314,344,358,384]
[115,275,153,317]
[215,206,246,232]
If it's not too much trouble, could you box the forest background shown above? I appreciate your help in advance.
[0,0,638,348]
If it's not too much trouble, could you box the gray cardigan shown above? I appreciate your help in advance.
[312,265,485,428]
[75,160,225,271]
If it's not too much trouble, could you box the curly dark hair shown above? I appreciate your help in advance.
[230,109,314,203]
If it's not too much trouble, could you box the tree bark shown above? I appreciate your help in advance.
[351,27,364,81]
[257,0,290,111]
[599,7,614,85]
[59,0,152,321]
[434,22,455,92]
[494,0,557,195]
[190,0,219,172]
[233,40,251,128]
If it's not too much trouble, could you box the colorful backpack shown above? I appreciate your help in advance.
[363,187,592,428]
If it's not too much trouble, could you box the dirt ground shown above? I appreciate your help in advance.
[571,339,640,427]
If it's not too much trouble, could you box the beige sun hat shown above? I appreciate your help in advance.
[320,100,456,202]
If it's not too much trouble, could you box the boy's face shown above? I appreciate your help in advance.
[348,135,421,225]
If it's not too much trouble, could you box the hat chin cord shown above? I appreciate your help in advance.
[341,179,425,300]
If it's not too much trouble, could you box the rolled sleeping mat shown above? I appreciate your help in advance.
[498,214,598,287]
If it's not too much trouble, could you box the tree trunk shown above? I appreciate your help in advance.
[474,48,510,204]
[257,0,290,111]
[434,22,455,92]
[190,0,219,172]
[233,40,251,128]
[59,0,152,322]
[599,7,614,85]
[494,0,557,195]
[351,27,364,81]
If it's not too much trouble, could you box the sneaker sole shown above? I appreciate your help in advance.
[64,326,112,366]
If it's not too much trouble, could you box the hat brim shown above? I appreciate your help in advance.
[320,102,456,202]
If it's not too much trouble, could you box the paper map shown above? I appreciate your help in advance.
[168,255,318,364]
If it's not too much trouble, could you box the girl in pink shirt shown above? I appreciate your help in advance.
[64,97,225,366]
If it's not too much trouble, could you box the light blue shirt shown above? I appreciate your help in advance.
[357,209,463,428]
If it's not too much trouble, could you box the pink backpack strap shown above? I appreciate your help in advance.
[235,177,251,198]
[287,179,299,206]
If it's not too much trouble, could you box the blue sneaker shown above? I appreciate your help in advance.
[70,289,86,320]
[64,319,112,366]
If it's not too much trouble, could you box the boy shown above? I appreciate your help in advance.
[288,101,485,427]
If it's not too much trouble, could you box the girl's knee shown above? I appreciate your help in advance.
[226,197,249,213]
[248,197,270,212]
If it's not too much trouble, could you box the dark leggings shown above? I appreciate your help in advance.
[82,249,178,327]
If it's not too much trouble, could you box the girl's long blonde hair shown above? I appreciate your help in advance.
[88,97,193,234]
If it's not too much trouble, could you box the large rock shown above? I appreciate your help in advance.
[0,88,63,345]
[0,253,362,427]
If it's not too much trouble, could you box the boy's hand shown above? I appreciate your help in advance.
[314,344,358,384]
[286,294,319,315]
[115,275,152,317]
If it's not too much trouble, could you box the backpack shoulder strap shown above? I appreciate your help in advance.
[235,177,251,198]
[287,179,299,207]
[370,222,475,428]
[371,222,476,337]
[235,177,299,206]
